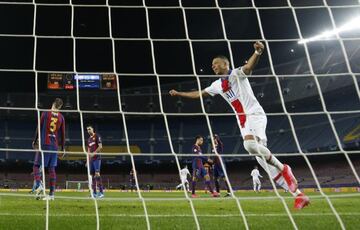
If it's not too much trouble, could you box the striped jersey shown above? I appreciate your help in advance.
[192,145,207,168]
[36,111,65,149]
[87,133,102,160]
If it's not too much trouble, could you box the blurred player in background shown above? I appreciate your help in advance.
[86,124,104,198]
[29,142,42,194]
[191,135,219,198]
[212,134,231,197]
[251,165,263,193]
[32,98,65,200]
[203,161,212,194]
[176,165,191,192]
[169,42,309,209]
[129,169,136,192]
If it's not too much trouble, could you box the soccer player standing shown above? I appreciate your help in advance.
[212,134,231,197]
[169,42,309,209]
[251,165,263,193]
[191,135,219,198]
[176,165,191,192]
[86,124,104,198]
[33,98,65,200]
[129,169,136,192]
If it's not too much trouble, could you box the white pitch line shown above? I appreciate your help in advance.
[0,192,359,201]
[0,213,359,217]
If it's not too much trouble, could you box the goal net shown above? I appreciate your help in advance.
[65,181,89,191]
[0,0,359,229]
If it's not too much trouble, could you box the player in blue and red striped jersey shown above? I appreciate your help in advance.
[33,98,65,200]
[191,135,219,198]
[86,124,104,198]
[212,134,231,197]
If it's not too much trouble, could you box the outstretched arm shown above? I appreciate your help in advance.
[169,89,209,99]
[242,41,265,75]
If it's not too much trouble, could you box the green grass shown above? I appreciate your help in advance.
[0,190,359,230]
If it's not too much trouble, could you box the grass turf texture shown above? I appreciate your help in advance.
[0,191,359,230]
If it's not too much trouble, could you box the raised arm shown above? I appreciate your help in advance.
[169,89,209,99]
[242,41,265,75]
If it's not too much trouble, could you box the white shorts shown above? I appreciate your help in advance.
[181,178,189,184]
[239,113,267,145]
[253,178,261,185]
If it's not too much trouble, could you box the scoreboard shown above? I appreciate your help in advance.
[47,73,117,90]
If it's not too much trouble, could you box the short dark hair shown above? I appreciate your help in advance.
[213,55,230,64]
[195,135,203,142]
[53,98,63,109]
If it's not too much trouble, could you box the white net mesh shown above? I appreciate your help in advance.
[0,0,359,229]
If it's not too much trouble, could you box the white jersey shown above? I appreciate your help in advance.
[205,67,265,125]
[205,66,267,141]
[251,169,262,180]
[180,168,190,179]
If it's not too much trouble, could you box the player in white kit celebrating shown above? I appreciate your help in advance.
[169,41,309,209]
[176,165,191,192]
[251,165,263,192]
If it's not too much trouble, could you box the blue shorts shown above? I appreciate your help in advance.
[37,145,58,168]
[193,167,207,178]
[213,165,225,178]
[90,159,101,174]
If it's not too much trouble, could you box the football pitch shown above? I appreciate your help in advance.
[0,191,359,230]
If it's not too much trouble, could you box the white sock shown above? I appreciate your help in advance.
[244,140,284,171]
[256,156,299,196]
[267,155,284,171]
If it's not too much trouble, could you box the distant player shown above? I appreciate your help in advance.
[33,98,65,200]
[251,165,263,192]
[176,165,191,192]
[170,42,309,209]
[86,124,104,198]
[203,161,212,194]
[191,135,219,198]
[129,169,136,192]
[212,134,231,197]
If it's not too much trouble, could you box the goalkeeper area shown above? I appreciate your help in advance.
[1,191,359,230]
[0,0,360,229]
